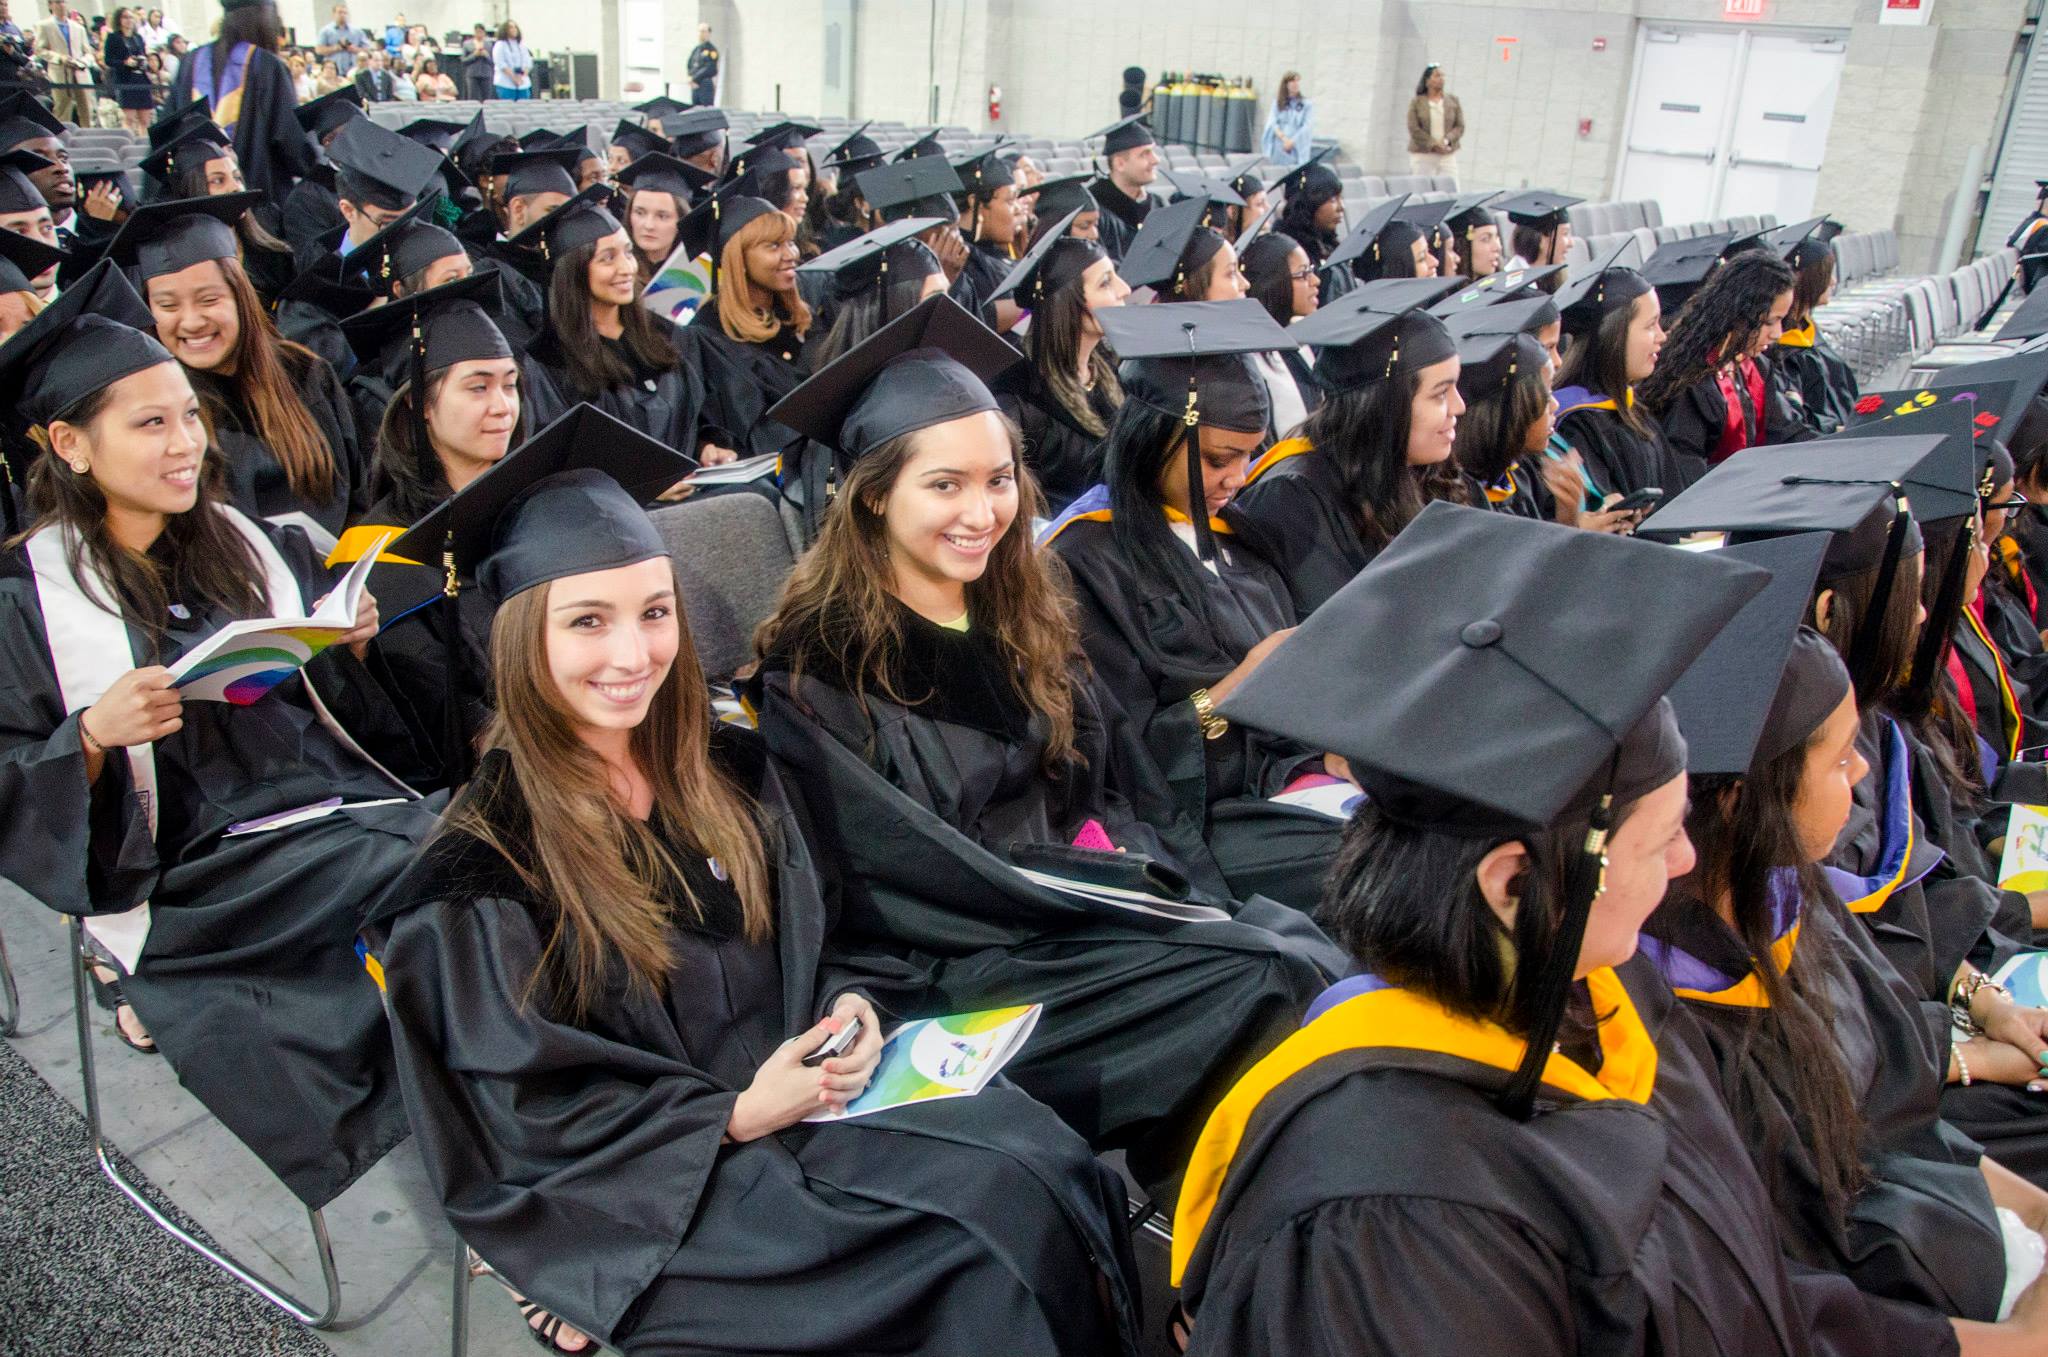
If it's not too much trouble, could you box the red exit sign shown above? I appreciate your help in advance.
[1725,0,1766,16]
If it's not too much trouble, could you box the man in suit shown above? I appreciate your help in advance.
[33,0,92,126]
[354,46,395,102]
[687,23,718,107]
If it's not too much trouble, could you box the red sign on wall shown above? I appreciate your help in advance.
[1724,0,1766,17]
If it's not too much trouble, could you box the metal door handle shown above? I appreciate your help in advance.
[1625,145,1716,160]
[1728,154,1822,171]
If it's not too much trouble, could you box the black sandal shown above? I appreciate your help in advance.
[85,958,157,1055]
[517,1299,594,1354]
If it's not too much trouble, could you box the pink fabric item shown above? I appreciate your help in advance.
[1070,819,1117,853]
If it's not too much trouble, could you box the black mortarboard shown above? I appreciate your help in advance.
[0,147,50,213]
[450,113,502,179]
[1444,189,1503,239]
[664,107,730,158]
[1430,266,1565,318]
[1291,278,1462,390]
[148,96,212,149]
[102,191,260,282]
[1322,194,1410,274]
[634,96,691,120]
[1723,215,1825,262]
[554,127,603,167]
[516,128,563,151]
[1495,189,1583,231]
[893,129,945,162]
[991,209,1104,306]
[857,156,962,221]
[767,293,1018,465]
[1641,432,1971,543]
[293,84,364,138]
[950,145,1015,197]
[0,215,65,292]
[1235,200,1281,253]
[330,118,444,211]
[615,152,697,203]
[1916,352,2048,432]
[390,404,694,604]
[1120,196,1225,294]
[398,117,468,155]
[1225,155,1265,200]
[1269,145,1338,202]
[1556,252,1653,335]
[1439,294,1562,345]
[611,119,670,164]
[1850,383,2013,451]
[1213,499,1766,1119]
[1995,283,2048,342]
[723,144,797,199]
[491,147,581,202]
[341,192,461,294]
[1455,332,1547,405]
[798,216,945,307]
[745,120,824,152]
[1160,167,1246,209]
[0,260,168,434]
[1090,115,1155,156]
[505,183,623,263]
[1665,532,1841,776]
[338,270,512,375]
[0,92,60,152]
[138,122,232,188]
[1394,196,1457,238]
[823,121,884,174]
[1025,171,1097,222]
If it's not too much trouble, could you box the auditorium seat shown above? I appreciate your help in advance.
[650,493,797,683]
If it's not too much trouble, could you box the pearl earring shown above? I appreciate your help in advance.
[68,460,87,474]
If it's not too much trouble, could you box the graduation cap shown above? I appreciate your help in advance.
[990,208,1102,306]
[1723,215,1826,262]
[1024,171,1097,223]
[678,187,781,288]
[1089,115,1155,156]
[0,93,60,155]
[767,292,1019,470]
[148,95,213,148]
[822,121,885,175]
[614,151,697,204]
[1555,242,1652,335]
[339,192,461,295]
[1224,155,1265,200]
[893,129,945,162]
[1438,294,1562,345]
[1665,533,1842,777]
[450,112,503,180]
[1269,145,1339,203]
[798,216,945,312]
[634,95,692,121]
[292,84,365,139]
[1097,298,1297,559]
[1119,196,1226,295]
[490,147,581,203]
[505,183,623,264]
[0,260,168,480]
[338,270,511,378]
[1291,278,1462,392]
[138,121,233,188]
[1913,351,2048,432]
[1849,382,2013,446]
[1234,200,1282,254]
[1638,238,1730,317]
[951,144,1015,198]
[1995,283,2048,344]
[330,117,445,211]
[1160,167,1246,210]
[1443,189,1503,239]
[745,120,824,152]
[553,127,604,166]
[0,147,51,214]
[1322,194,1410,274]
[857,155,962,223]
[1428,267,1566,320]
[101,191,261,283]
[723,144,797,199]
[1394,196,1457,240]
[0,214,66,292]
[1454,331,1547,405]
[1495,189,1583,232]
[274,254,376,321]
[664,107,730,159]
[1212,499,1767,1118]
[398,117,469,155]
[516,128,563,151]
[610,118,670,165]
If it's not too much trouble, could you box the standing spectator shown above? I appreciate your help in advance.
[287,50,314,101]
[354,45,394,102]
[103,5,150,133]
[461,27,491,100]
[687,22,718,106]
[316,2,368,77]
[1406,63,1464,179]
[163,31,187,84]
[0,0,24,45]
[35,0,95,126]
[1261,71,1312,169]
[163,0,311,205]
[137,5,166,48]
[383,11,405,56]
[414,56,453,101]
[491,20,530,101]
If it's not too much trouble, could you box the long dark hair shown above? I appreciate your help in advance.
[1242,234,1302,327]
[166,154,291,257]
[1413,64,1442,97]
[1901,519,1982,798]
[1278,185,1341,262]
[1788,244,1835,328]
[1684,752,1868,1228]
[1558,299,1655,438]
[1456,367,1551,484]
[211,1,281,96]
[1019,271,1121,436]
[544,235,680,400]
[803,269,935,372]
[372,364,530,523]
[1808,546,1925,706]
[1640,251,1794,414]
[1100,400,1217,605]
[17,379,265,647]
[1297,374,1470,553]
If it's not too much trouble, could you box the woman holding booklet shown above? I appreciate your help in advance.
[361,447,1142,1357]
[0,263,435,1212]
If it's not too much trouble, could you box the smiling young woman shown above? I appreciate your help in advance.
[676,199,814,464]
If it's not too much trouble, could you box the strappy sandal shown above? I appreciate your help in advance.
[516,1299,594,1354]
[85,958,157,1055]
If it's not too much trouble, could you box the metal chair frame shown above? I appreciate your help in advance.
[67,916,342,1328]
[0,920,19,1036]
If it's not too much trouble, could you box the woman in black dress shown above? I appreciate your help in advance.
[103,7,152,135]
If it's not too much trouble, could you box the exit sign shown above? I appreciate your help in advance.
[1725,0,1766,16]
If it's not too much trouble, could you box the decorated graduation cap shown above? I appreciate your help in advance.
[101,190,261,282]
[1290,277,1462,393]
[1495,189,1583,233]
[1096,298,1296,560]
[330,117,445,211]
[1161,167,1247,210]
[1554,242,1652,336]
[1321,194,1411,276]
[1665,532,1841,777]
[1444,189,1504,240]
[1089,114,1156,157]
[610,118,670,165]
[1849,382,2014,449]
[664,107,730,159]
[1907,351,2048,432]
[1454,331,1548,405]
[293,83,364,139]
[1270,145,1339,203]
[822,121,884,175]
[990,207,1102,307]
[798,216,945,317]
[0,213,65,292]
[858,155,963,223]
[1120,196,1226,295]
[505,182,623,264]
[745,120,824,153]
[0,146,51,213]
[1214,499,1767,1118]
[1025,171,1098,222]
[139,121,233,188]
[615,151,697,204]
[491,146,581,202]
[1429,266,1566,319]
[340,192,462,295]
[767,292,1019,471]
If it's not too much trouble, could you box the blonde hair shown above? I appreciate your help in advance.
[714,210,812,345]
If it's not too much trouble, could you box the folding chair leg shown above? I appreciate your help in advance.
[452,1240,474,1357]
[0,920,19,1037]
[68,916,343,1328]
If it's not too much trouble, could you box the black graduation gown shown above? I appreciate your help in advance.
[1656,362,1816,486]
[1090,180,1152,264]
[1176,955,1946,1357]
[188,351,372,547]
[363,739,1142,1355]
[280,170,343,253]
[53,210,118,287]
[992,362,1115,514]
[1554,400,1683,498]
[163,45,311,207]
[750,614,1342,1202]
[1228,440,1374,617]
[1773,328,1860,435]
[1044,504,1344,913]
[0,522,436,1206]
[1642,880,2004,1321]
[1476,457,1549,519]
[523,325,704,456]
[950,240,1011,328]
[674,317,807,458]
[1982,576,2048,730]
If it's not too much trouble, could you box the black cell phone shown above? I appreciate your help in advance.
[1611,487,1663,515]
[802,1016,862,1067]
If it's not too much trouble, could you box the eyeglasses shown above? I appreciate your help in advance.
[1288,266,1318,281]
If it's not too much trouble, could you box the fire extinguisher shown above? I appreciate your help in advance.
[988,84,1002,122]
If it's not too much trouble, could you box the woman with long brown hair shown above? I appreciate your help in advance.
[752,296,1340,1206]
[676,194,812,462]
[140,122,296,307]
[366,450,1143,1357]
[109,194,370,553]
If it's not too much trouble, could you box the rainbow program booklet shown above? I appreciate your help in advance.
[1998,804,2048,895]
[167,530,393,705]
[1994,952,2048,1011]
[803,1004,1043,1124]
